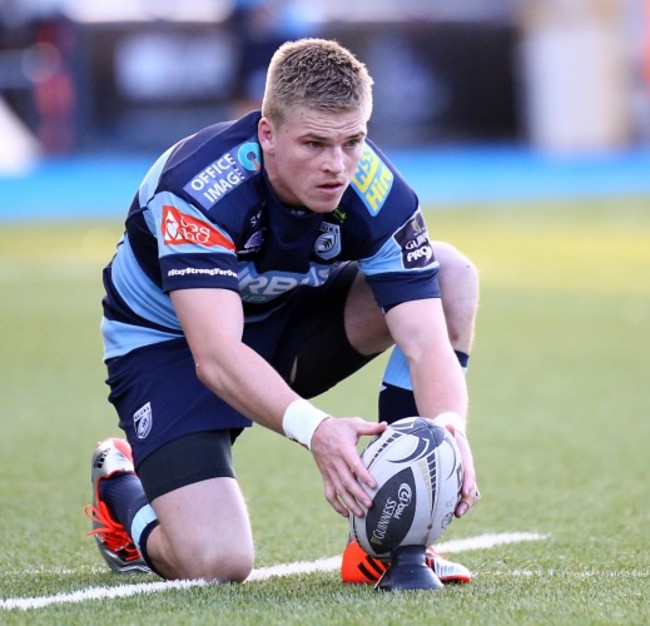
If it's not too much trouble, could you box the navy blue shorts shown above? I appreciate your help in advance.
[105,262,377,470]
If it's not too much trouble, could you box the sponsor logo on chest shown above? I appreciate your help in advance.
[162,205,234,249]
[183,138,261,208]
[238,264,332,303]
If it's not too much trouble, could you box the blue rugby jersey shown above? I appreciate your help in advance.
[101,110,441,360]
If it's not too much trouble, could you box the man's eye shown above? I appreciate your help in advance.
[347,136,366,148]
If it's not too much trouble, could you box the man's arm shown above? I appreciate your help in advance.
[170,287,384,517]
[172,287,299,432]
[385,297,479,518]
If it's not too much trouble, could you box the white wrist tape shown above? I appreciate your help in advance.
[432,411,467,438]
[282,399,330,450]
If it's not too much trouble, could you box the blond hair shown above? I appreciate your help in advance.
[261,38,373,124]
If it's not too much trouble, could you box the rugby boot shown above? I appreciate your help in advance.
[341,539,471,584]
[84,438,151,573]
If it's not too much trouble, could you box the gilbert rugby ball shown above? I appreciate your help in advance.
[350,416,463,559]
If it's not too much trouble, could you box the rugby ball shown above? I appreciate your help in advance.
[350,416,463,559]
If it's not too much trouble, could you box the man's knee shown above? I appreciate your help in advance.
[152,526,254,582]
[343,243,479,354]
[176,539,253,582]
[145,476,255,582]
[433,241,479,351]
[434,241,479,300]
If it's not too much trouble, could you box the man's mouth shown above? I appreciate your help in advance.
[318,181,345,191]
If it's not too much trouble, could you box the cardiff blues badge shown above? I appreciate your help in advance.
[314,222,341,260]
[133,402,152,439]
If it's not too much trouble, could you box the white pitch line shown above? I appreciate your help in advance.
[491,569,650,579]
[246,532,550,582]
[436,531,550,554]
[1,580,207,611]
[1,532,547,611]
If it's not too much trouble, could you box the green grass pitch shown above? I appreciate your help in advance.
[0,197,648,625]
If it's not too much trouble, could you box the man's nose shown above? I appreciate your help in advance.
[323,146,345,173]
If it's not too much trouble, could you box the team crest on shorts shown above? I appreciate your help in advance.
[133,402,152,439]
[314,222,341,260]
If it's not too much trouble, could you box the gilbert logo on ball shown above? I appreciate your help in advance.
[350,416,463,559]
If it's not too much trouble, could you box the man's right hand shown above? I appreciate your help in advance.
[310,417,386,518]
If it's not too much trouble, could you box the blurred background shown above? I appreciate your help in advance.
[2,4,650,618]
[0,0,649,213]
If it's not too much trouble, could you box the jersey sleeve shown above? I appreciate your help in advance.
[358,209,441,311]
[145,191,240,293]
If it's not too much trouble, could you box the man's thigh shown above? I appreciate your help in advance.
[137,430,240,501]
[106,339,250,468]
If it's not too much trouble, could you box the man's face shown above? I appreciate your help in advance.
[258,106,368,213]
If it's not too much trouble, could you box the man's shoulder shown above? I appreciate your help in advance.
[157,111,264,210]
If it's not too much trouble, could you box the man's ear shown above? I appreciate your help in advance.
[258,117,275,154]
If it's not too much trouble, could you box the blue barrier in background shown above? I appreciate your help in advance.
[1,146,649,222]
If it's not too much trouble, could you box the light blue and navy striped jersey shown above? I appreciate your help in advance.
[101,110,440,360]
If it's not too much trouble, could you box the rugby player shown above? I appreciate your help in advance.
[85,38,480,584]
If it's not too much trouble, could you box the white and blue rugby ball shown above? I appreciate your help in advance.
[350,416,463,559]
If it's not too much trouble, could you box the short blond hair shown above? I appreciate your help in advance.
[261,38,373,124]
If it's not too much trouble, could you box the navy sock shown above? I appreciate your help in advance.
[378,383,418,424]
[454,350,469,372]
[100,473,150,536]
[138,519,161,575]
